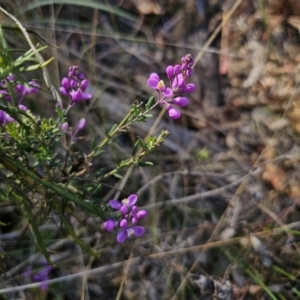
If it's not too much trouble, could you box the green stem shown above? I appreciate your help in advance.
[87,100,161,159]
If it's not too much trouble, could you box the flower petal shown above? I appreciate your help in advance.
[59,87,68,96]
[81,92,92,100]
[149,73,159,80]
[147,78,159,89]
[80,79,89,91]
[117,230,128,243]
[163,87,173,98]
[109,200,122,209]
[18,104,28,111]
[76,118,86,131]
[136,210,147,219]
[132,226,145,237]
[172,74,185,89]
[127,194,138,206]
[70,91,82,102]
[28,81,40,93]
[15,84,25,94]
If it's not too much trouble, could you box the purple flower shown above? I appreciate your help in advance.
[0,110,14,126]
[59,66,92,105]
[105,194,147,243]
[117,226,145,243]
[32,264,53,291]
[147,73,173,98]
[15,81,40,95]
[0,75,39,109]
[147,54,196,120]
[23,263,53,291]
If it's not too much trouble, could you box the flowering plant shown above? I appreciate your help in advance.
[0,18,195,267]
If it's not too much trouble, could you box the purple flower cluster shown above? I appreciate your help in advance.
[147,54,196,119]
[104,194,147,243]
[23,263,53,291]
[0,74,39,126]
[59,66,92,105]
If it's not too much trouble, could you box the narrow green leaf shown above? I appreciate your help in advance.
[0,25,9,51]
[113,173,123,179]
[94,148,105,157]
[13,46,48,67]
[14,57,54,72]
[108,124,118,135]
[137,161,153,167]
[132,140,140,157]
[138,137,147,150]
[92,184,102,196]
[145,96,155,108]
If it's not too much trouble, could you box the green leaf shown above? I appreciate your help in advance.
[108,124,118,136]
[113,173,123,179]
[94,148,105,157]
[137,161,153,167]
[13,46,48,67]
[145,96,155,108]
[92,138,97,150]
[56,105,64,118]
[14,57,54,72]
[92,184,102,196]
[132,139,140,157]
[0,25,9,51]
[138,137,147,151]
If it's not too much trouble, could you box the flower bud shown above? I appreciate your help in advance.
[167,105,180,119]
[172,97,188,107]
[76,118,86,131]
[166,65,174,79]
[182,83,196,93]
[104,220,115,231]
[174,64,181,74]
[120,219,128,228]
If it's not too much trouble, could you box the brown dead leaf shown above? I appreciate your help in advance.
[262,163,286,192]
